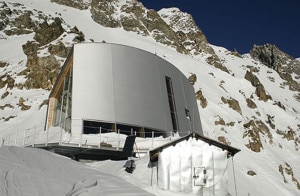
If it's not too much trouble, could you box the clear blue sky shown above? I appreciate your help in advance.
[140,0,300,58]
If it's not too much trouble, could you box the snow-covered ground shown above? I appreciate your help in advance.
[0,0,299,195]
[0,146,155,196]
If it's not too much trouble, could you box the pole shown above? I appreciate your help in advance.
[79,126,82,147]
[98,127,101,148]
[46,128,49,146]
[151,131,154,149]
[59,127,62,145]
[23,129,26,146]
[15,132,18,146]
[117,129,120,150]
[32,126,36,147]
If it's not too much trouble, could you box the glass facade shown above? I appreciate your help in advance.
[54,65,72,132]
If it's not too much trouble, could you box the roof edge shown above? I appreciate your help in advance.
[149,132,240,162]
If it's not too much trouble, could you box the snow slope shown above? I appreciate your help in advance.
[0,0,299,195]
[0,146,154,196]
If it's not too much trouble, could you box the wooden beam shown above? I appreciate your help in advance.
[46,97,58,128]
[50,51,73,98]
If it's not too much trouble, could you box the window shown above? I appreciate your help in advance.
[83,120,113,134]
[54,65,73,132]
[185,108,191,120]
[165,77,178,131]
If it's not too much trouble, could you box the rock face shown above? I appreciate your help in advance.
[221,96,242,115]
[33,18,64,45]
[2,0,211,58]
[91,0,120,28]
[250,44,300,92]
[247,170,257,176]
[158,8,213,55]
[196,89,207,108]
[250,44,288,71]
[246,98,257,109]
[244,70,272,101]
[243,120,273,152]
[206,54,229,73]
[188,73,197,85]
[279,162,300,190]
[0,2,83,91]
[22,54,60,90]
[90,0,213,55]
[50,0,91,10]
[0,0,220,92]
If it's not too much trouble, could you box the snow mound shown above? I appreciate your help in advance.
[0,146,153,196]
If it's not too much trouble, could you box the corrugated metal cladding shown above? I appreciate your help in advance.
[71,43,202,136]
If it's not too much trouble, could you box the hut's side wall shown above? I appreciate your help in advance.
[157,138,228,195]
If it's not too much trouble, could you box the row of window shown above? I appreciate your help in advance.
[83,120,165,138]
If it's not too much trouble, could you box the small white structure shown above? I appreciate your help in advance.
[149,132,240,195]
[46,43,202,138]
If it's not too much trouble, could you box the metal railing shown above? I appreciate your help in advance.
[0,125,181,153]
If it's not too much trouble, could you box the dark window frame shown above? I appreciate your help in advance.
[185,108,191,120]
[165,76,178,131]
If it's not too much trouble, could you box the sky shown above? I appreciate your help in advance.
[140,0,300,58]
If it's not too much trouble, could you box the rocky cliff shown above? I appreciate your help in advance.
[250,44,300,93]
